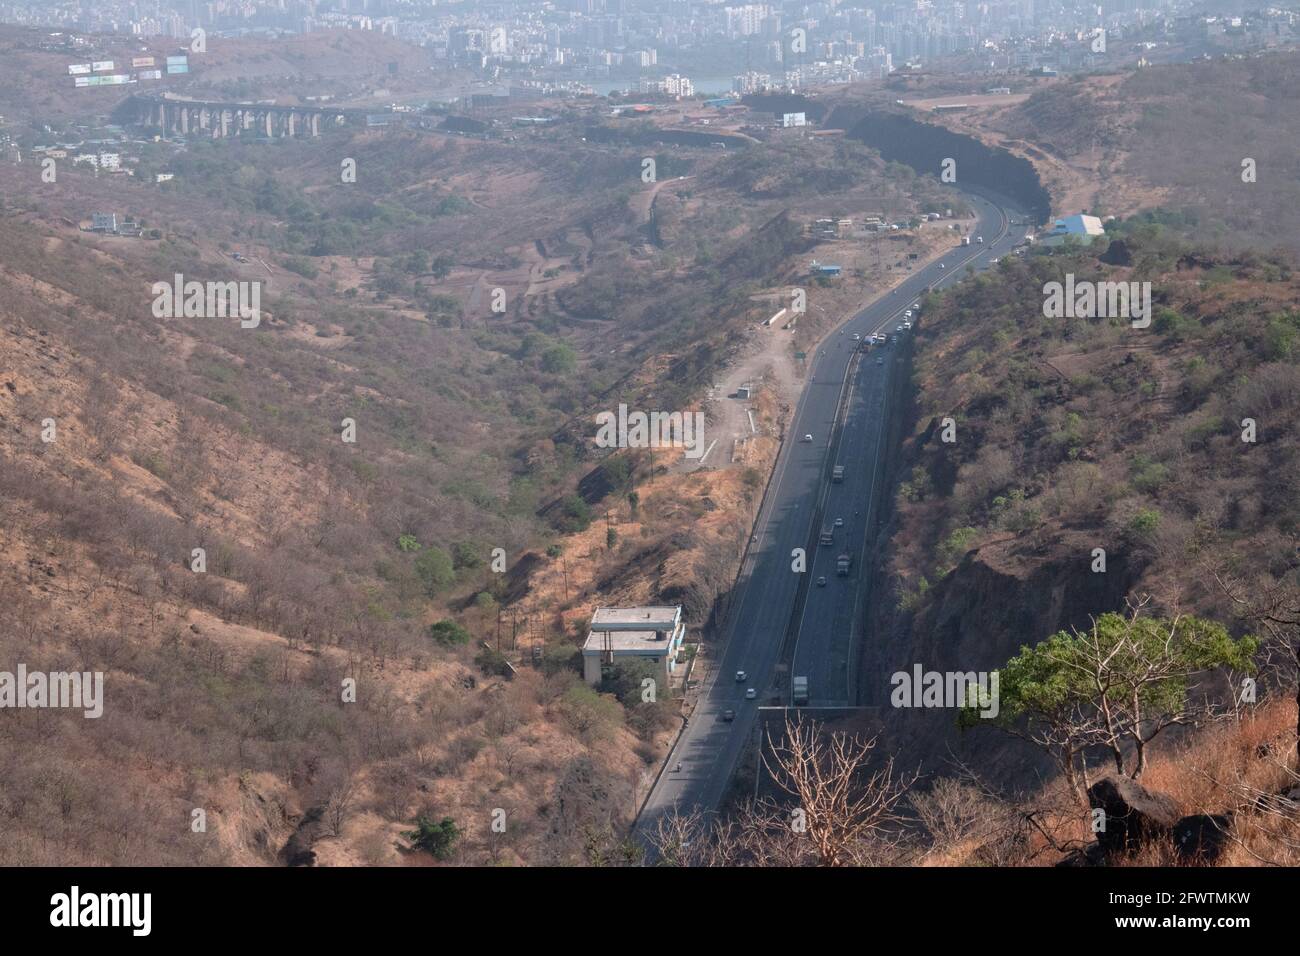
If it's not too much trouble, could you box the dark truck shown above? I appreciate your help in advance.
[836,552,853,576]
[831,464,844,483]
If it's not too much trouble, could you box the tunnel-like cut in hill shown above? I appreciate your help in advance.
[826,104,1053,225]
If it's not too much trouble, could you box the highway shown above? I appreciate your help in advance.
[634,190,1029,847]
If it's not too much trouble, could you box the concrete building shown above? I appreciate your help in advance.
[581,605,685,685]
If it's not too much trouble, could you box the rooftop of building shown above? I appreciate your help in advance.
[589,605,681,629]
[581,628,679,655]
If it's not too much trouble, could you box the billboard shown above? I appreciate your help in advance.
[68,63,92,75]
[167,63,189,74]
[76,74,134,87]
[132,56,155,68]
[92,60,115,72]
[137,69,162,80]
[781,111,807,127]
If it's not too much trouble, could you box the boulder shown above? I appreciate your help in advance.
[1172,813,1233,865]
[1055,842,1107,867]
[1088,775,1180,858]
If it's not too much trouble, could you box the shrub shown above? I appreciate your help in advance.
[414,546,455,596]
[404,816,460,860]
[429,618,471,647]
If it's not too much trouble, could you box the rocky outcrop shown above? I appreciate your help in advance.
[1172,813,1234,864]
[1089,776,1181,858]
[280,804,327,867]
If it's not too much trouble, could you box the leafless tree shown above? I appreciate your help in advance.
[762,713,916,866]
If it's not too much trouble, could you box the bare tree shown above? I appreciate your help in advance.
[762,712,916,867]
[650,714,915,867]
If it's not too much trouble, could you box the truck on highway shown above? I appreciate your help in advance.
[837,552,853,576]
[792,676,809,706]
[961,235,971,246]
[831,464,845,483]
[819,527,834,546]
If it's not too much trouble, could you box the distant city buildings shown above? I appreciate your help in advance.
[0,0,1294,108]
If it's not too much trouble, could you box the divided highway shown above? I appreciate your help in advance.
[635,191,1028,845]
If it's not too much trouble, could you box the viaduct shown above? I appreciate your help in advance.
[125,93,390,139]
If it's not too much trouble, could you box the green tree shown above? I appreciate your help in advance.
[557,683,623,741]
[404,816,461,860]
[429,618,471,647]
[430,253,455,279]
[413,546,455,596]
[540,343,576,374]
[599,659,661,708]
[551,494,592,533]
[967,608,1256,802]
[452,541,483,570]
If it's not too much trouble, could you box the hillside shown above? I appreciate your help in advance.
[0,70,961,864]
[866,224,1300,787]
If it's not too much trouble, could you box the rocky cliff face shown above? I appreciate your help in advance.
[864,537,1144,779]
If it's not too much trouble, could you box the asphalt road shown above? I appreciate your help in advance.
[635,191,1028,845]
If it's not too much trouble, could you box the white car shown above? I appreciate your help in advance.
[801,433,813,443]
[903,321,912,329]
[940,263,946,269]
[976,235,984,243]
[735,670,747,682]
[905,310,913,318]
[852,333,860,341]
[896,325,903,333]
[745,688,757,700]
[834,517,844,527]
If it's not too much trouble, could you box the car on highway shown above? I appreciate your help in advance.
[852,333,860,341]
[745,688,757,700]
[801,433,813,443]
[976,235,984,243]
[876,357,884,365]
[896,325,903,333]
[816,576,827,587]
[940,263,946,269]
[735,670,746,682]
[722,709,735,722]
[834,517,844,527]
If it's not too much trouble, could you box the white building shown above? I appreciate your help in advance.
[581,606,686,685]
